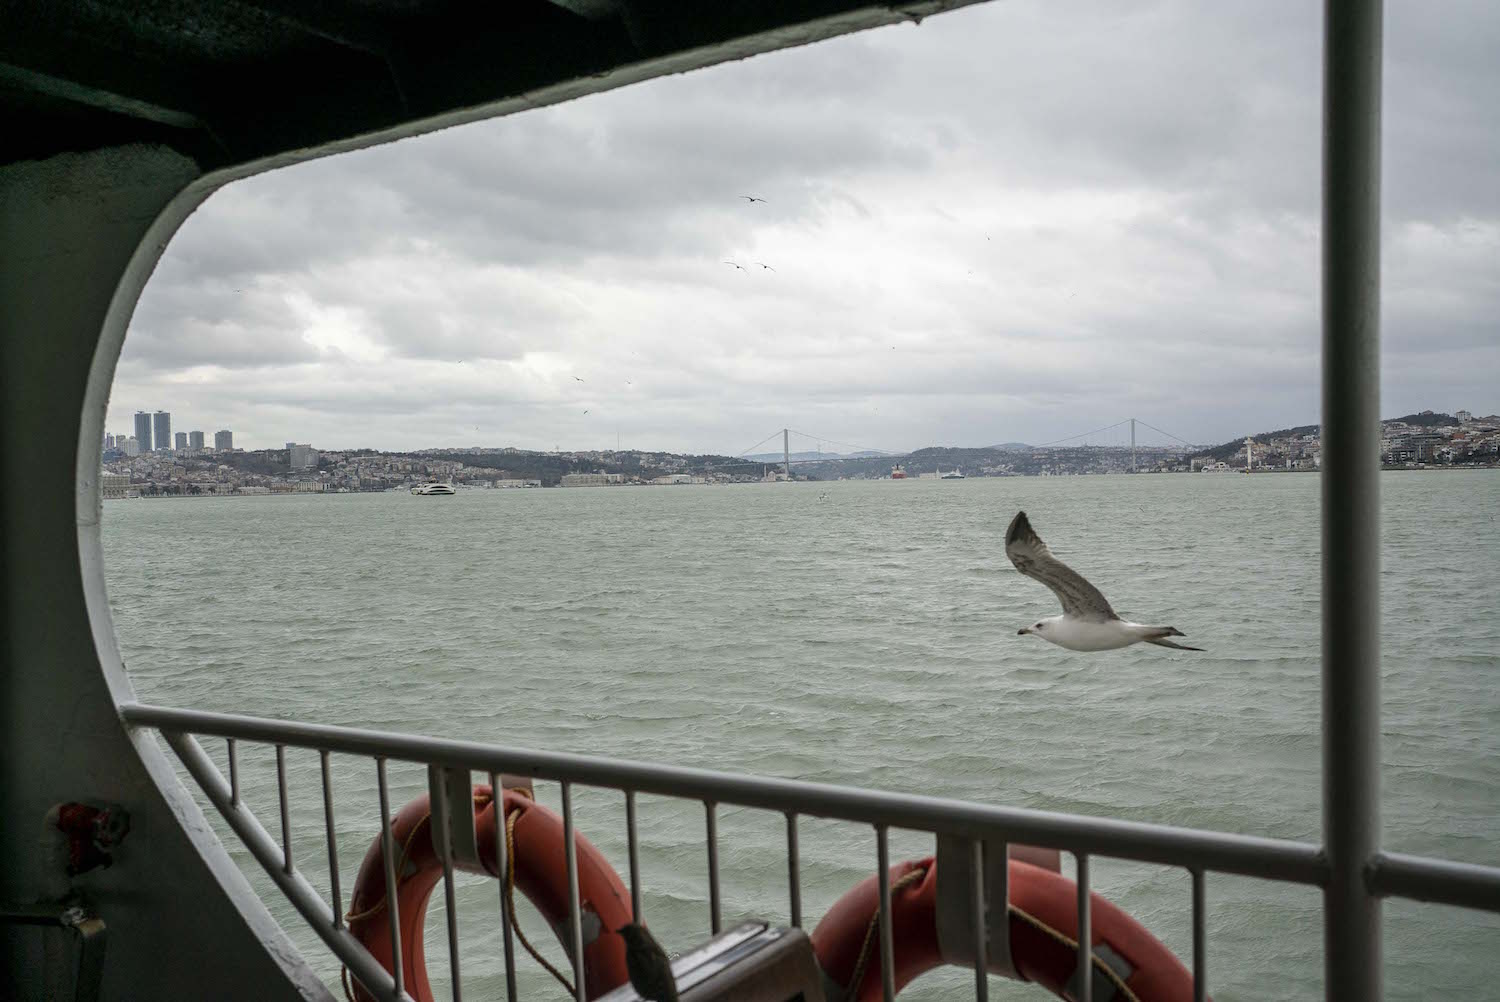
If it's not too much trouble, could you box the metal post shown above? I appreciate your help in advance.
[561,782,586,1002]
[1322,0,1383,998]
[320,751,343,927]
[875,827,895,1002]
[625,790,642,923]
[705,801,721,935]
[785,813,802,929]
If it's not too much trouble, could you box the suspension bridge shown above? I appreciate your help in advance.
[726,419,1205,477]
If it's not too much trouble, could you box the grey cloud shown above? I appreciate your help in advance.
[109,0,1497,453]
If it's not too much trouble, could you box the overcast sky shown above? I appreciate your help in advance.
[108,0,1498,454]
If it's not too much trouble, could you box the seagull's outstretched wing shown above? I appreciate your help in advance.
[1004,511,1118,621]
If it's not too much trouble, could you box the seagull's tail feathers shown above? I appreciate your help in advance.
[1145,626,1202,651]
[1147,638,1204,651]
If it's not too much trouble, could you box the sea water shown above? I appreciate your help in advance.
[101,471,1500,1000]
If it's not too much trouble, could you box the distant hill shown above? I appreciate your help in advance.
[1391,411,1456,427]
[1190,410,1462,461]
[988,442,1032,451]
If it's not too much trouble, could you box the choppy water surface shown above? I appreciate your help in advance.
[102,472,1500,1000]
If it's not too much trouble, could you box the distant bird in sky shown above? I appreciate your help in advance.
[1006,511,1203,652]
[724,260,747,272]
[618,923,678,1002]
[583,409,590,415]
[739,195,767,203]
[625,379,633,385]
[574,376,585,382]
[755,262,775,271]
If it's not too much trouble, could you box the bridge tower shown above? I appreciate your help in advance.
[783,428,791,479]
[1131,417,1137,473]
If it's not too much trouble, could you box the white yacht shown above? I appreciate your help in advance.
[940,467,965,479]
[410,482,455,495]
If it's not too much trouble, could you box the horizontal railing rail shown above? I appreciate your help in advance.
[120,701,1327,885]
[120,700,1500,1002]
[1367,852,1500,913]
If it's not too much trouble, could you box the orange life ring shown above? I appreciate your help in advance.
[346,786,633,1002]
[812,856,1196,1001]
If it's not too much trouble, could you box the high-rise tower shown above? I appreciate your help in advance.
[134,411,152,453]
[153,411,171,453]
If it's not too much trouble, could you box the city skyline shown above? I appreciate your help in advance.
[107,1,1498,455]
[108,410,231,455]
[98,406,1499,499]
[101,404,1495,457]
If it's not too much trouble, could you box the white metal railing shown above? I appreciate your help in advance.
[119,701,1500,1002]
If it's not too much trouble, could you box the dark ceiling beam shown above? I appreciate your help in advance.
[0,63,201,130]
[0,18,216,135]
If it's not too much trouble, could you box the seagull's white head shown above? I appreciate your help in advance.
[1018,615,1062,637]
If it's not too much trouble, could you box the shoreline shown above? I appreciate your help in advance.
[103,464,1500,499]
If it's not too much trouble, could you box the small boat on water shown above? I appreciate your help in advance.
[410,482,456,495]
[940,467,965,479]
[890,464,907,479]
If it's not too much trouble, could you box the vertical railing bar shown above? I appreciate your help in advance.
[320,750,343,927]
[276,743,293,874]
[376,757,404,996]
[1322,1,1385,999]
[992,842,1012,978]
[625,790,643,922]
[876,826,895,1002]
[785,812,802,929]
[434,771,463,1002]
[970,839,988,1002]
[489,772,518,1002]
[1192,868,1207,1002]
[705,801,721,935]
[561,782,586,1002]
[1076,853,1092,1002]
[227,737,239,806]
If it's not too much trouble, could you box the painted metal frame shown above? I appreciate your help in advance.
[1321,0,1385,995]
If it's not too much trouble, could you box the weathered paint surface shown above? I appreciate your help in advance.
[0,145,331,1001]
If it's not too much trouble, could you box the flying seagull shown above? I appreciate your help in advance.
[739,195,767,203]
[724,260,747,272]
[755,262,776,271]
[1005,511,1202,652]
[574,376,585,382]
